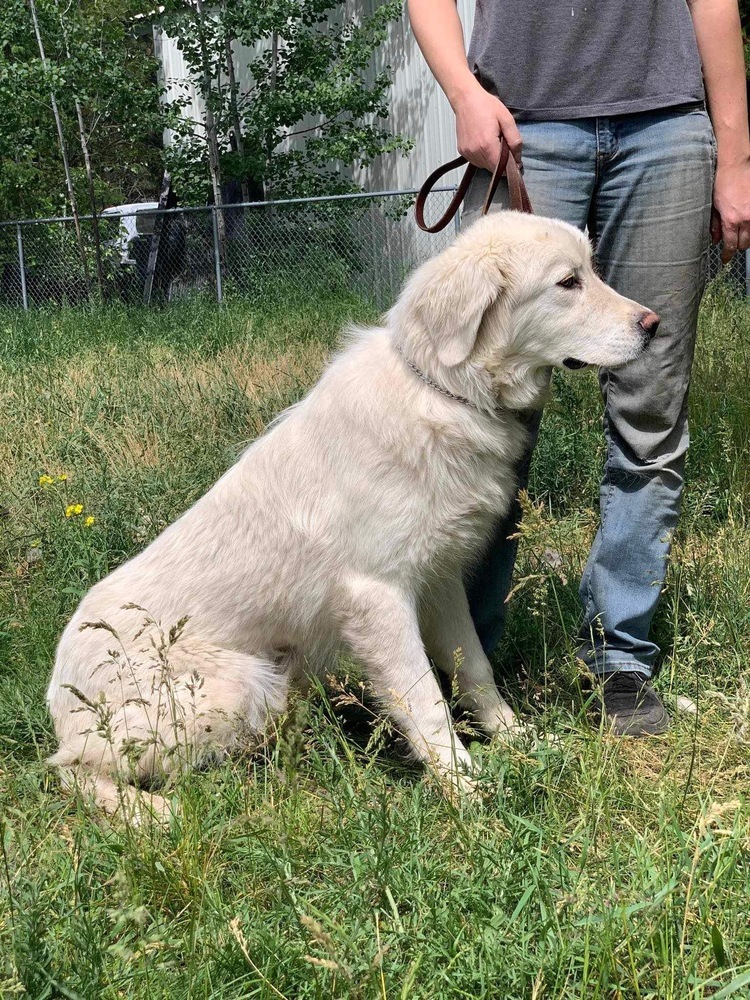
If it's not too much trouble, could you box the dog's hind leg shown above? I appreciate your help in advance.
[421,575,520,737]
[55,765,171,822]
[49,642,288,813]
[340,576,474,791]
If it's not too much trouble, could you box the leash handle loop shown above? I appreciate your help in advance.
[414,155,477,234]
[415,138,533,233]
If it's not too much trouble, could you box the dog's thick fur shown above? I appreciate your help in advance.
[47,212,655,813]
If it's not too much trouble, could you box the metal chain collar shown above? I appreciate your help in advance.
[395,344,475,409]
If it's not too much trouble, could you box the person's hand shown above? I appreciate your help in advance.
[452,83,522,173]
[711,156,750,262]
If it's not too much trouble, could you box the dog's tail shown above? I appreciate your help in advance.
[48,642,288,816]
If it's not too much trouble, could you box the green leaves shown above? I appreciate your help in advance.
[1,1,409,216]
[162,0,409,201]
[0,0,167,220]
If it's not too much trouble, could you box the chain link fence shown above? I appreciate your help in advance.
[0,190,746,311]
[0,191,458,311]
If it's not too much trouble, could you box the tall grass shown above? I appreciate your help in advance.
[0,289,748,998]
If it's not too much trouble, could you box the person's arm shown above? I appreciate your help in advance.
[690,0,750,260]
[407,0,522,170]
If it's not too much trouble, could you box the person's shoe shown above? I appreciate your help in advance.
[595,670,670,737]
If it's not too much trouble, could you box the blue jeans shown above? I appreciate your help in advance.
[462,106,716,676]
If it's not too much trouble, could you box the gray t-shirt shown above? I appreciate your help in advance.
[467,0,705,120]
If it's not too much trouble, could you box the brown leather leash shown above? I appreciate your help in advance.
[415,137,533,233]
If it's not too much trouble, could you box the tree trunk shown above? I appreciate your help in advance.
[224,28,249,203]
[264,29,278,201]
[194,0,225,247]
[28,0,90,291]
[56,3,104,294]
[73,100,104,294]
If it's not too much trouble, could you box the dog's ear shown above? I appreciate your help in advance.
[392,246,506,368]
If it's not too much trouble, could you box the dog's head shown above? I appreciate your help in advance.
[390,212,658,408]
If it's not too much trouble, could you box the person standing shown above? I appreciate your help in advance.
[408,0,750,734]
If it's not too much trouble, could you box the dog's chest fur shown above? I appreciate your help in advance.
[394,413,525,576]
[297,333,530,582]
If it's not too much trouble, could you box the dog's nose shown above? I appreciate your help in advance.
[638,311,660,341]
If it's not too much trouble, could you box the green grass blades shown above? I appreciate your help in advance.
[1,288,749,998]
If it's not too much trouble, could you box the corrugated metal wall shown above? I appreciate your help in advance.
[349,0,475,191]
[154,1,474,193]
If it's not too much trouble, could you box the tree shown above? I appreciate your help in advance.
[0,0,64,220]
[0,0,169,222]
[160,0,410,204]
[28,1,84,231]
[1,0,408,220]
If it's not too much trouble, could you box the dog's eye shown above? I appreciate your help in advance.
[557,275,581,290]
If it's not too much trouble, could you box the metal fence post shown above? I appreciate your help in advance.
[211,206,223,304]
[16,223,28,310]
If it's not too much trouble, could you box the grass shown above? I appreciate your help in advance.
[0,284,749,999]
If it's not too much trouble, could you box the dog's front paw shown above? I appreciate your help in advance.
[434,767,479,802]
[480,705,524,741]
[435,751,481,801]
[489,720,563,751]
[474,700,524,740]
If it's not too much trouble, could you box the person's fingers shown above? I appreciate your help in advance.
[457,139,500,173]
[722,218,739,263]
[498,108,523,162]
[455,91,522,171]
[710,207,723,245]
[480,139,502,173]
[455,95,521,171]
[456,121,501,172]
[457,140,489,172]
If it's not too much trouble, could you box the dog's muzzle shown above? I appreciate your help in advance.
[564,310,660,371]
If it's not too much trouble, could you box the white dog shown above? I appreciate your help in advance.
[47,211,658,813]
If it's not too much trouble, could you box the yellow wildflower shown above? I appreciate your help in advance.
[84,515,95,527]
[65,503,84,518]
[57,473,68,482]
[39,474,54,487]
